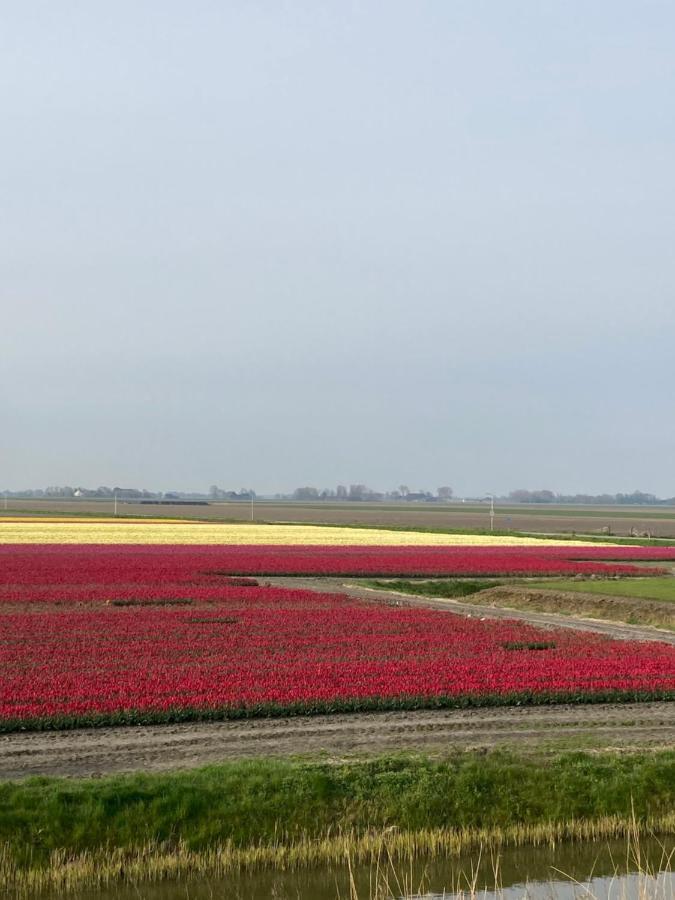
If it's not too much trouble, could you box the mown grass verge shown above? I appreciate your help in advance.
[527,577,675,604]
[3,690,675,734]
[1,751,674,894]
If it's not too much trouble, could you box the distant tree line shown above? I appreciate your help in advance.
[287,485,454,502]
[2,486,161,499]
[506,489,673,505]
[2,485,256,501]
[6,484,671,506]
[208,486,256,501]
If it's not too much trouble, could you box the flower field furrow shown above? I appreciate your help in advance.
[1,589,674,727]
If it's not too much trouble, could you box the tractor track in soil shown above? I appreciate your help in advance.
[1,703,674,780]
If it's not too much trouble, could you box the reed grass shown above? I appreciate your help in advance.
[1,750,674,895]
[2,814,674,896]
[344,823,675,900]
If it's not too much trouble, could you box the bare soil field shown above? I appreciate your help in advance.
[1,703,673,780]
[5,499,675,537]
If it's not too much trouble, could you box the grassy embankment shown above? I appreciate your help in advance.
[1,751,674,895]
[365,577,675,630]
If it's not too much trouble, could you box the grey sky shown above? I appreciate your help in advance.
[2,1,674,496]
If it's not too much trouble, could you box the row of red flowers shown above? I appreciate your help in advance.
[2,583,674,728]
[2,544,673,730]
[1,543,674,604]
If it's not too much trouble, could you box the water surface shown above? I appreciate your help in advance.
[52,837,674,900]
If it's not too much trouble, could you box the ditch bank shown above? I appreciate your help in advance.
[1,751,674,896]
[472,585,675,630]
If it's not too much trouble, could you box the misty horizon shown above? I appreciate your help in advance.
[3,3,674,494]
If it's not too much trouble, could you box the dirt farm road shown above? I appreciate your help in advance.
[267,577,675,646]
[2,578,674,780]
[2,703,674,780]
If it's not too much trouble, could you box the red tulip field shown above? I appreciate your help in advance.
[2,542,675,594]
[1,544,674,730]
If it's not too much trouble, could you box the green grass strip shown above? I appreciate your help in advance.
[2,750,675,870]
[527,577,675,604]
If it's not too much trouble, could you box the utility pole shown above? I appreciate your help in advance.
[250,491,254,522]
[484,494,495,532]
[114,491,118,517]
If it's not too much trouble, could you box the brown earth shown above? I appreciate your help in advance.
[1,703,674,780]
[5,499,675,538]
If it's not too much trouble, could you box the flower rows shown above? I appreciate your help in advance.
[0,544,672,604]
[2,543,673,730]
[0,521,598,546]
[1,582,674,729]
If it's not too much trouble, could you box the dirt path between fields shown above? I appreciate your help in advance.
[266,577,675,645]
[1,703,674,780]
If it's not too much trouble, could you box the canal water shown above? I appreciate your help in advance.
[59,837,674,900]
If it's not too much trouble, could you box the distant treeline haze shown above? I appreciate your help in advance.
[3,486,673,505]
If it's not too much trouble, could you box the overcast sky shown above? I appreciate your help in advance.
[2,1,674,496]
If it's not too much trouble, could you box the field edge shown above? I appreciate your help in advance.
[4,689,675,734]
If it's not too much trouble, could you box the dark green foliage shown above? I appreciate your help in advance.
[2,690,675,735]
[2,690,675,734]
[367,579,497,596]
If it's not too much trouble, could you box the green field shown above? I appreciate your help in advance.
[528,577,675,603]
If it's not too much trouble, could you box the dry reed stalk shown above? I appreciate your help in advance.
[2,813,674,897]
